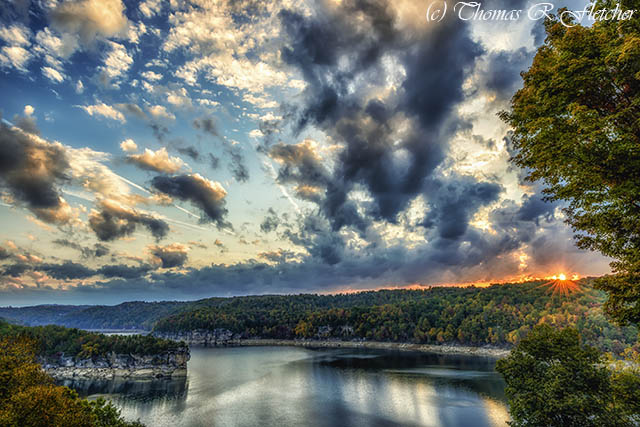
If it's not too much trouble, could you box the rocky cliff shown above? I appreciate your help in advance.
[154,329,240,346]
[40,347,190,379]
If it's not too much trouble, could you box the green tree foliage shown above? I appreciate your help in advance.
[153,281,639,355]
[0,320,186,360]
[499,0,640,325]
[0,336,143,426]
[496,325,639,426]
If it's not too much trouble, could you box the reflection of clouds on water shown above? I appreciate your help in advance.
[383,367,494,379]
[63,347,510,427]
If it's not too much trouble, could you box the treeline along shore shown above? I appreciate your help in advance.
[2,280,639,371]
[0,320,189,379]
[150,280,638,357]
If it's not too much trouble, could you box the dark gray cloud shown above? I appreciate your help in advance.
[422,177,503,240]
[52,239,110,258]
[177,146,200,161]
[1,263,31,277]
[150,244,188,268]
[0,120,71,224]
[89,201,169,241]
[116,103,147,120]
[276,0,484,233]
[150,122,169,142]
[480,47,532,100]
[150,174,231,229]
[97,264,153,279]
[40,261,94,279]
[227,146,249,183]
[0,261,153,280]
[14,114,39,135]
[260,208,279,233]
[209,153,220,169]
[192,117,219,137]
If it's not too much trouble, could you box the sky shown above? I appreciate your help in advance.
[0,0,612,306]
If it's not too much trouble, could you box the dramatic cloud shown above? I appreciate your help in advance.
[88,200,169,241]
[151,174,231,228]
[0,121,72,224]
[275,0,483,234]
[0,0,615,305]
[422,177,503,240]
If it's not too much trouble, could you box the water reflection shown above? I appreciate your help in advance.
[59,376,188,401]
[65,346,509,427]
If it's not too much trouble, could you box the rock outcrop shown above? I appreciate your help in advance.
[40,347,190,379]
[154,329,510,358]
[154,329,241,346]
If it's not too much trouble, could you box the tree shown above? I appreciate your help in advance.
[0,335,144,427]
[496,325,631,426]
[499,0,640,325]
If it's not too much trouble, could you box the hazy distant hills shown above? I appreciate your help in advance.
[0,298,227,330]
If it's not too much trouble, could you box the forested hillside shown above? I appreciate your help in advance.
[3,280,638,355]
[0,320,186,360]
[153,280,639,355]
[0,298,227,330]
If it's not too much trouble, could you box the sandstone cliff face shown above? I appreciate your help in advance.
[40,347,190,379]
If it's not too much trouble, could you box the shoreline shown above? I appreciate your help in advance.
[44,366,187,380]
[203,339,511,358]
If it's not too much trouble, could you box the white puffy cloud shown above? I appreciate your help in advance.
[51,0,129,44]
[41,66,65,83]
[34,27,78,60]
[163,1,294,99]
[120,138,138,152]
[139,0,163,18]
[166,87,192,107]
[23,105,34,116]
[0,24,31,46]
[0,46,32,71]
[99,41,133,86]
[127,21,147,44]
[79,102,126,123]
[126,147,184,173]
[147,105,175,120]
[141,70,162,82]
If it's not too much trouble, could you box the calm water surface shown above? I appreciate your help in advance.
[60,346,510,427]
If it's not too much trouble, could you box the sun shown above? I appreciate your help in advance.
[537,273,581,296]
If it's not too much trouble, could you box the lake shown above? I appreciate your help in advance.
[59,346,510,427]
